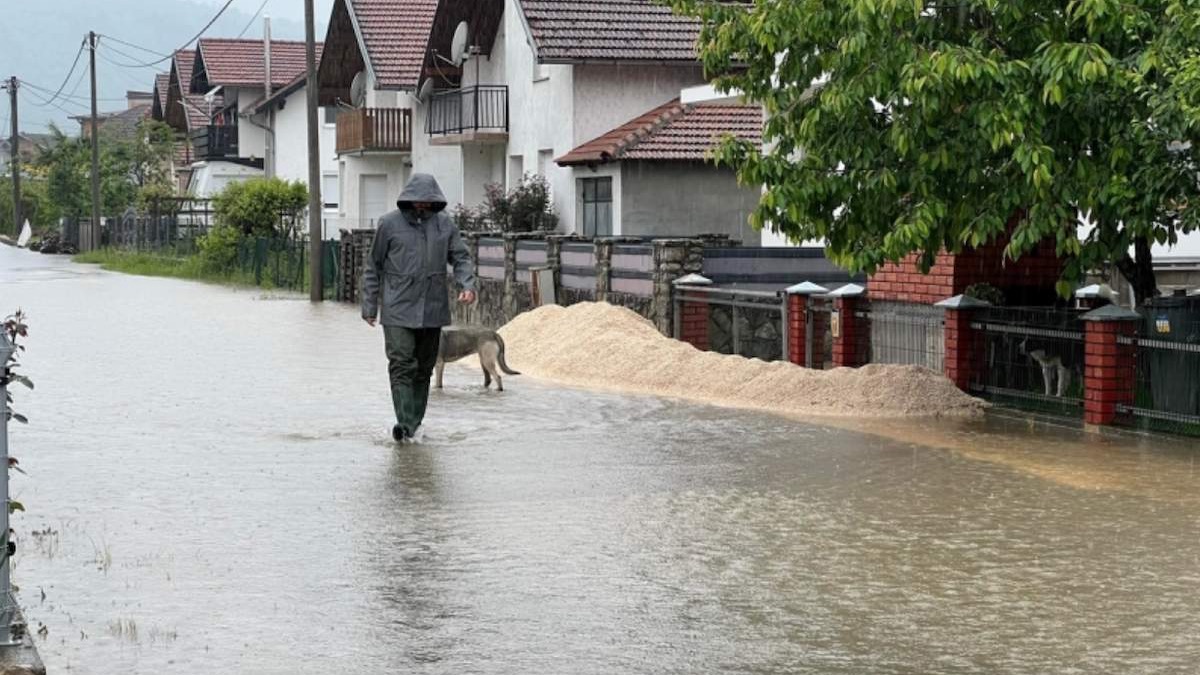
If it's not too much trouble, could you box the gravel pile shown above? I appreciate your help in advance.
[497,302,987,419]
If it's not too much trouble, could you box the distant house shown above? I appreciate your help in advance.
[0,133,54,176]
[315,0,760,241]
[151,72,196,193]
[555,98,762,241]
[317,0,459,229]
[72,90,152,141]
[160,49,230,194]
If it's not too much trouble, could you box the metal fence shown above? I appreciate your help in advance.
[1124,315,1200,436]
[674,287,788,362]
[865,301,945,372]
[971,306,1086,415]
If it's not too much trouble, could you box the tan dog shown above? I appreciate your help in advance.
[435,326,521,391]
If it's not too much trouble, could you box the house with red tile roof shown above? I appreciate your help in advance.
[430,0,760,240]
[315,0,760,240]
[178,38,327,198]
[316,0,461,229]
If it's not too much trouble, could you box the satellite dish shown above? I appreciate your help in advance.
[451,21,471,66]
[417,79,433,103]
[350,71,368,108]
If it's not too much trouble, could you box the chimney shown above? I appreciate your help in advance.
[264,15,272,100]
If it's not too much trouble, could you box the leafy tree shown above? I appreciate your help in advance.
[672,0,1200,303]
[34,120,176,221]
[212,177,308,237]
[0,178,58,235]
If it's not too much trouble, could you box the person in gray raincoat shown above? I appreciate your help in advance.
[362,174,476,442]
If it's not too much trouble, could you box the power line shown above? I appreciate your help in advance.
[238,0,272,38]
[97,34,170,59]
[30,39,88,109]
[99,0,238,68]
[17,80,90,117]
[18,77,126,104]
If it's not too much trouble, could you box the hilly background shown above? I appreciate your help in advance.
[3,0,335,134]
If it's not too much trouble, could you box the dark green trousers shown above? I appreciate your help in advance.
[383,326,442,435]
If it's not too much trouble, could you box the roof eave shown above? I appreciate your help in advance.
[344,0,380,90]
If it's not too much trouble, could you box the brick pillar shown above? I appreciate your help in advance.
[1082,305,1140,426]
[829,283,866,368]
[935,294,991,392]
[653,239,704,335]
[673,274,713,350]
[785,282,828,367]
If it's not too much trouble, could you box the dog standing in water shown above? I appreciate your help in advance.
[435,327,521,391]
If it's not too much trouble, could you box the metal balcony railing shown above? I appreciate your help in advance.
[336,108,413,154]
[426,85,509,138]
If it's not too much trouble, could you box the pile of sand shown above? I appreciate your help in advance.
[497,302,987,419]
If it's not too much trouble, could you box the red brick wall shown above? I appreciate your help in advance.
[1083,320,1136,426]
[870,238,1063,305]
[679,301,710,351]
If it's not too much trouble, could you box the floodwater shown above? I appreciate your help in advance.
[3,246,1200,674]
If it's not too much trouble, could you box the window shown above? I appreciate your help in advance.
[323,106,339,126]
[580,177,613,238]
[538,149,553,177]
[322,174,338,211]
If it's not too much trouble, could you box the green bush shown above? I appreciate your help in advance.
[474,173,557,233]
[213,178,307,237]
[198,225,244,271]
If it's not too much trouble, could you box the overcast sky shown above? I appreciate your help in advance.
[198,0,335,26]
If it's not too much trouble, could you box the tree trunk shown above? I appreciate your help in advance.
[1115,236,1159,307]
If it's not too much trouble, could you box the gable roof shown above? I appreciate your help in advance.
[194,38,322,90]
[557,99,762,166]
[168,50,223,131]
[73,105,153,141]
[520,0,702,63]
[348,0,438,90]
[151,73,171,120]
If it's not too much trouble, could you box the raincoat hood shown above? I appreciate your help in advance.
[397,173,449,213]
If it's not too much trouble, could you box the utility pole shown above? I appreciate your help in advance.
[6,77,19,239]
[305,0,323,301]
[88,31,101,252]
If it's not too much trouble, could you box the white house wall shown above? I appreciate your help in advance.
[272,83,339,237]
[230,87,268,162]
[335,74,463,232]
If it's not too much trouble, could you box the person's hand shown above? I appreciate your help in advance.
[458,290,477,305]
[364,316,377,327]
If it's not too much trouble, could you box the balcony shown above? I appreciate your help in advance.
[189,125,239,160]
[426,85,509,145]
[336,108,414,155]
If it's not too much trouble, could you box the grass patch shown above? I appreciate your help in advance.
[73,248,261,288]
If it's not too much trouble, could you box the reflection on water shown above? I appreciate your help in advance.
[3,247,1200,673]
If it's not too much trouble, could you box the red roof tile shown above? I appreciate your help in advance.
[351,0,438,90]
[196,39,323,89]
[170,50,222,131]
[557,99,762,165]
[153,73,170,116]
[520,0,702,63]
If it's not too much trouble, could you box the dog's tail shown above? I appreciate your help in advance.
[495,334,521,375]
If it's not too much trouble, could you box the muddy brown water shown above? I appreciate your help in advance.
[3,246,1200,674]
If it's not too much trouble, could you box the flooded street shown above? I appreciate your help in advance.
[4,245,1200,673]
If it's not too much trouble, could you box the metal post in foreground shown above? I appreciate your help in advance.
[304,0,323,301]
[0,333,16,646]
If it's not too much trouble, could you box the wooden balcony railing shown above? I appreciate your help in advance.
[336,107,413,154]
